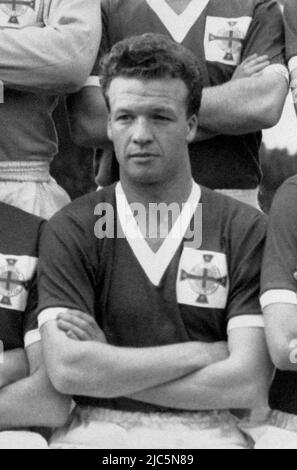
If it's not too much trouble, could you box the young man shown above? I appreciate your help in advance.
[0,0,101,218]
[0,202,70,448]
[38,34,271,449]
[68,0,288,208]
[254,175,297,448]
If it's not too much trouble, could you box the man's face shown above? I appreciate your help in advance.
[107,77,197,185]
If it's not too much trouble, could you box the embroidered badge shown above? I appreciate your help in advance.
[0,0,39,27]
[204,16,252,66]
[177,248,229,308]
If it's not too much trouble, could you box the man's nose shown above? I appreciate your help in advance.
[131,117,153,145]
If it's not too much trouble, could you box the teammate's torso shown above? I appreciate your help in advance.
[0,203,41,350]
[0,0,58,162]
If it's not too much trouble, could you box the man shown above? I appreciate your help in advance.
[284,0,297,114]
[251,175,297,448]
[0,202,70,448]
[68,0,288,208]
[0,0,101,218]
[38,34,271,449]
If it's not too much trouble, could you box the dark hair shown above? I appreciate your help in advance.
[100,33,203,117]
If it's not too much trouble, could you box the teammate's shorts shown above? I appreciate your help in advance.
[50,406,251,449]
[0,161,71,219]
[0,431,48,449]
[239,409,297,449]
[215,189,260,210]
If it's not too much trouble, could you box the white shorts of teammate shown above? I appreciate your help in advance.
[0,431,48,449]
[239,409,297,449]
[50,406,251,449]
[0,161,71,219]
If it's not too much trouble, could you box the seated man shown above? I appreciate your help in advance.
[255,175,297,448]
[38,34,272,449]
[0,202,70,449]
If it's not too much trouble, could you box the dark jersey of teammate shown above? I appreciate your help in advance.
[38,184,266,413]
[261,176,297,415]
[284,0,297,63]
[0,202,43,351]
[91,0,285,189]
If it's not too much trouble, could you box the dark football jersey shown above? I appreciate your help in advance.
[91,0,285,189]
[38,183,266,412]
[0,202,43,351]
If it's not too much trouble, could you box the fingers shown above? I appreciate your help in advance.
[58,311,94,337]
[57,318,90,341]
[241,54,269,65]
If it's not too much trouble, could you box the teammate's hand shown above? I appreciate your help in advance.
[57,310,107,343]
[232,54,270,80]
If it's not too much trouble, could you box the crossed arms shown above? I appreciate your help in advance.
[40,312,272,411]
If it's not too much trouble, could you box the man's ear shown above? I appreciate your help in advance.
[186,114,198,144]
[107,116,113,141]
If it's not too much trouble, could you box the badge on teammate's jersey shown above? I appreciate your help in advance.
[0,254,37,311]
[177,248,229,309]
[0,0,41,28]
[204,16,252,66]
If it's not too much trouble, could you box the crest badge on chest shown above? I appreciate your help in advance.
[177,247,229,309]
[0,0,41,28]
[204,16,252,66]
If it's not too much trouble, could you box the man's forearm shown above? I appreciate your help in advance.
[129,355,270,411]
[199,71,287,134]
[0,349,28,389]
[0,368,71,430]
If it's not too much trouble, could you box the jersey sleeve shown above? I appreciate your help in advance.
[260,177,297,309]
[284,0,297,63]
[37,208,99,328]
[241,0,285,65]
[84,0,110,87]
[0,0,101,94]
[226,213,267,332]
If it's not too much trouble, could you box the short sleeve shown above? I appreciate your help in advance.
[260,177,297,308]
[284,0,297,62]
[87,0,110,80]
[37,210,98,321]
[241,0,285,65]
[227,213,267,329]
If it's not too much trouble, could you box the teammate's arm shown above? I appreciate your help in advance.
[0,0,101,93]
[0,341,71,430]
[196,67,288,136]
[40,315,228,399]
[128,326,272,410]
[0,349,28,389]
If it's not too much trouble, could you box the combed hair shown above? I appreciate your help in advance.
[100,33,203,117]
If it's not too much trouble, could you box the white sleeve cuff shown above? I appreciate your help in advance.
[264,64,289,83]
[289,57,297,73]
[83,76,101,88]
[38,307,68,329]
[24,329,41,348]
[260,289,297,309]
[227,315,264,334]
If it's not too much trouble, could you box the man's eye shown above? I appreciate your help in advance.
[117,115,133,122]
[154,115,170,121]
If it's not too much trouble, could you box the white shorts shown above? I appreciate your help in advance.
[240,410,297,449]
[50,406,250,449]
[0,161,71,219]
[0,431,48,449]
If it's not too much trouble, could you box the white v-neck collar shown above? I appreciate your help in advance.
[145,0,210,43]
[116,182,201,286]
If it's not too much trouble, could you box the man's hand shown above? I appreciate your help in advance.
[232,54,270,80]
[57,310,107,343]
